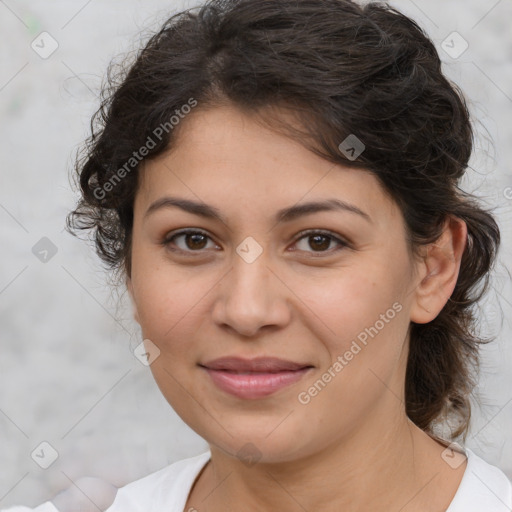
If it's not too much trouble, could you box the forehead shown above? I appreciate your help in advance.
[135,105,399,225]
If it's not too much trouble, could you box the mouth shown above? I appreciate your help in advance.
[199,357,314,399]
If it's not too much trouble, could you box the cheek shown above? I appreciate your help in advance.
[132,267,209,411]
[131,250,211,344]
[298,259,410,397]
[295,274,408,436]
[302,265,402,348]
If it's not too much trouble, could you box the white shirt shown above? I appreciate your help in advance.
[5,447,512,512]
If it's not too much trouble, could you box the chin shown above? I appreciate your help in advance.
[198,415,316,464]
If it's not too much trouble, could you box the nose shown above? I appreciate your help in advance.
[211,250,292,338]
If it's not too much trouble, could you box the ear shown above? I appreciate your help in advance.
[410,216,467,324]
[126,276,140,325]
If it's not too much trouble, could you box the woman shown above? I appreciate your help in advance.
[7,0,511,510]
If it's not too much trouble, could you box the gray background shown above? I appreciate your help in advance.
[0,0,511,507]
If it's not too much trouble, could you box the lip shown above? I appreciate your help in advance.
[199,357,314,399]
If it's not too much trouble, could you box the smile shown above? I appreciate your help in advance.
[199,357,314,399]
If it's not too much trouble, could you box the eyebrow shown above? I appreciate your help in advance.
[144,196,372,224]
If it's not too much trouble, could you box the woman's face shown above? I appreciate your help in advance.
[127,104,424,463]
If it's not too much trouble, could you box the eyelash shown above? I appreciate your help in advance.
[161,228,349,257]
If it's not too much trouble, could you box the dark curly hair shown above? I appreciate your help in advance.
[66,0,500,440]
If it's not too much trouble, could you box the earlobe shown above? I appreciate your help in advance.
[410,216,467,324]
[126,276,140,324]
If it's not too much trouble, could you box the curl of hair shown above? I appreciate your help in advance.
[67,0,500,440]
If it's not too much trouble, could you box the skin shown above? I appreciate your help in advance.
[126,104,468,512]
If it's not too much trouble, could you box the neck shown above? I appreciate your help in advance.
[189,405,458,512]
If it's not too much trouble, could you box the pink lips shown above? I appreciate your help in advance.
[199,357,313,399]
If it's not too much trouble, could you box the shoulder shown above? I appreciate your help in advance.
[0,505,59,512]
[447,448,512,512]
[106,450,211,512]
[0,452,211,512]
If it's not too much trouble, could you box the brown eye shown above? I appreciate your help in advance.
[293,230,347,254]
[163,229,218,253]
[183,233,208,250]
[308,234,331,251]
